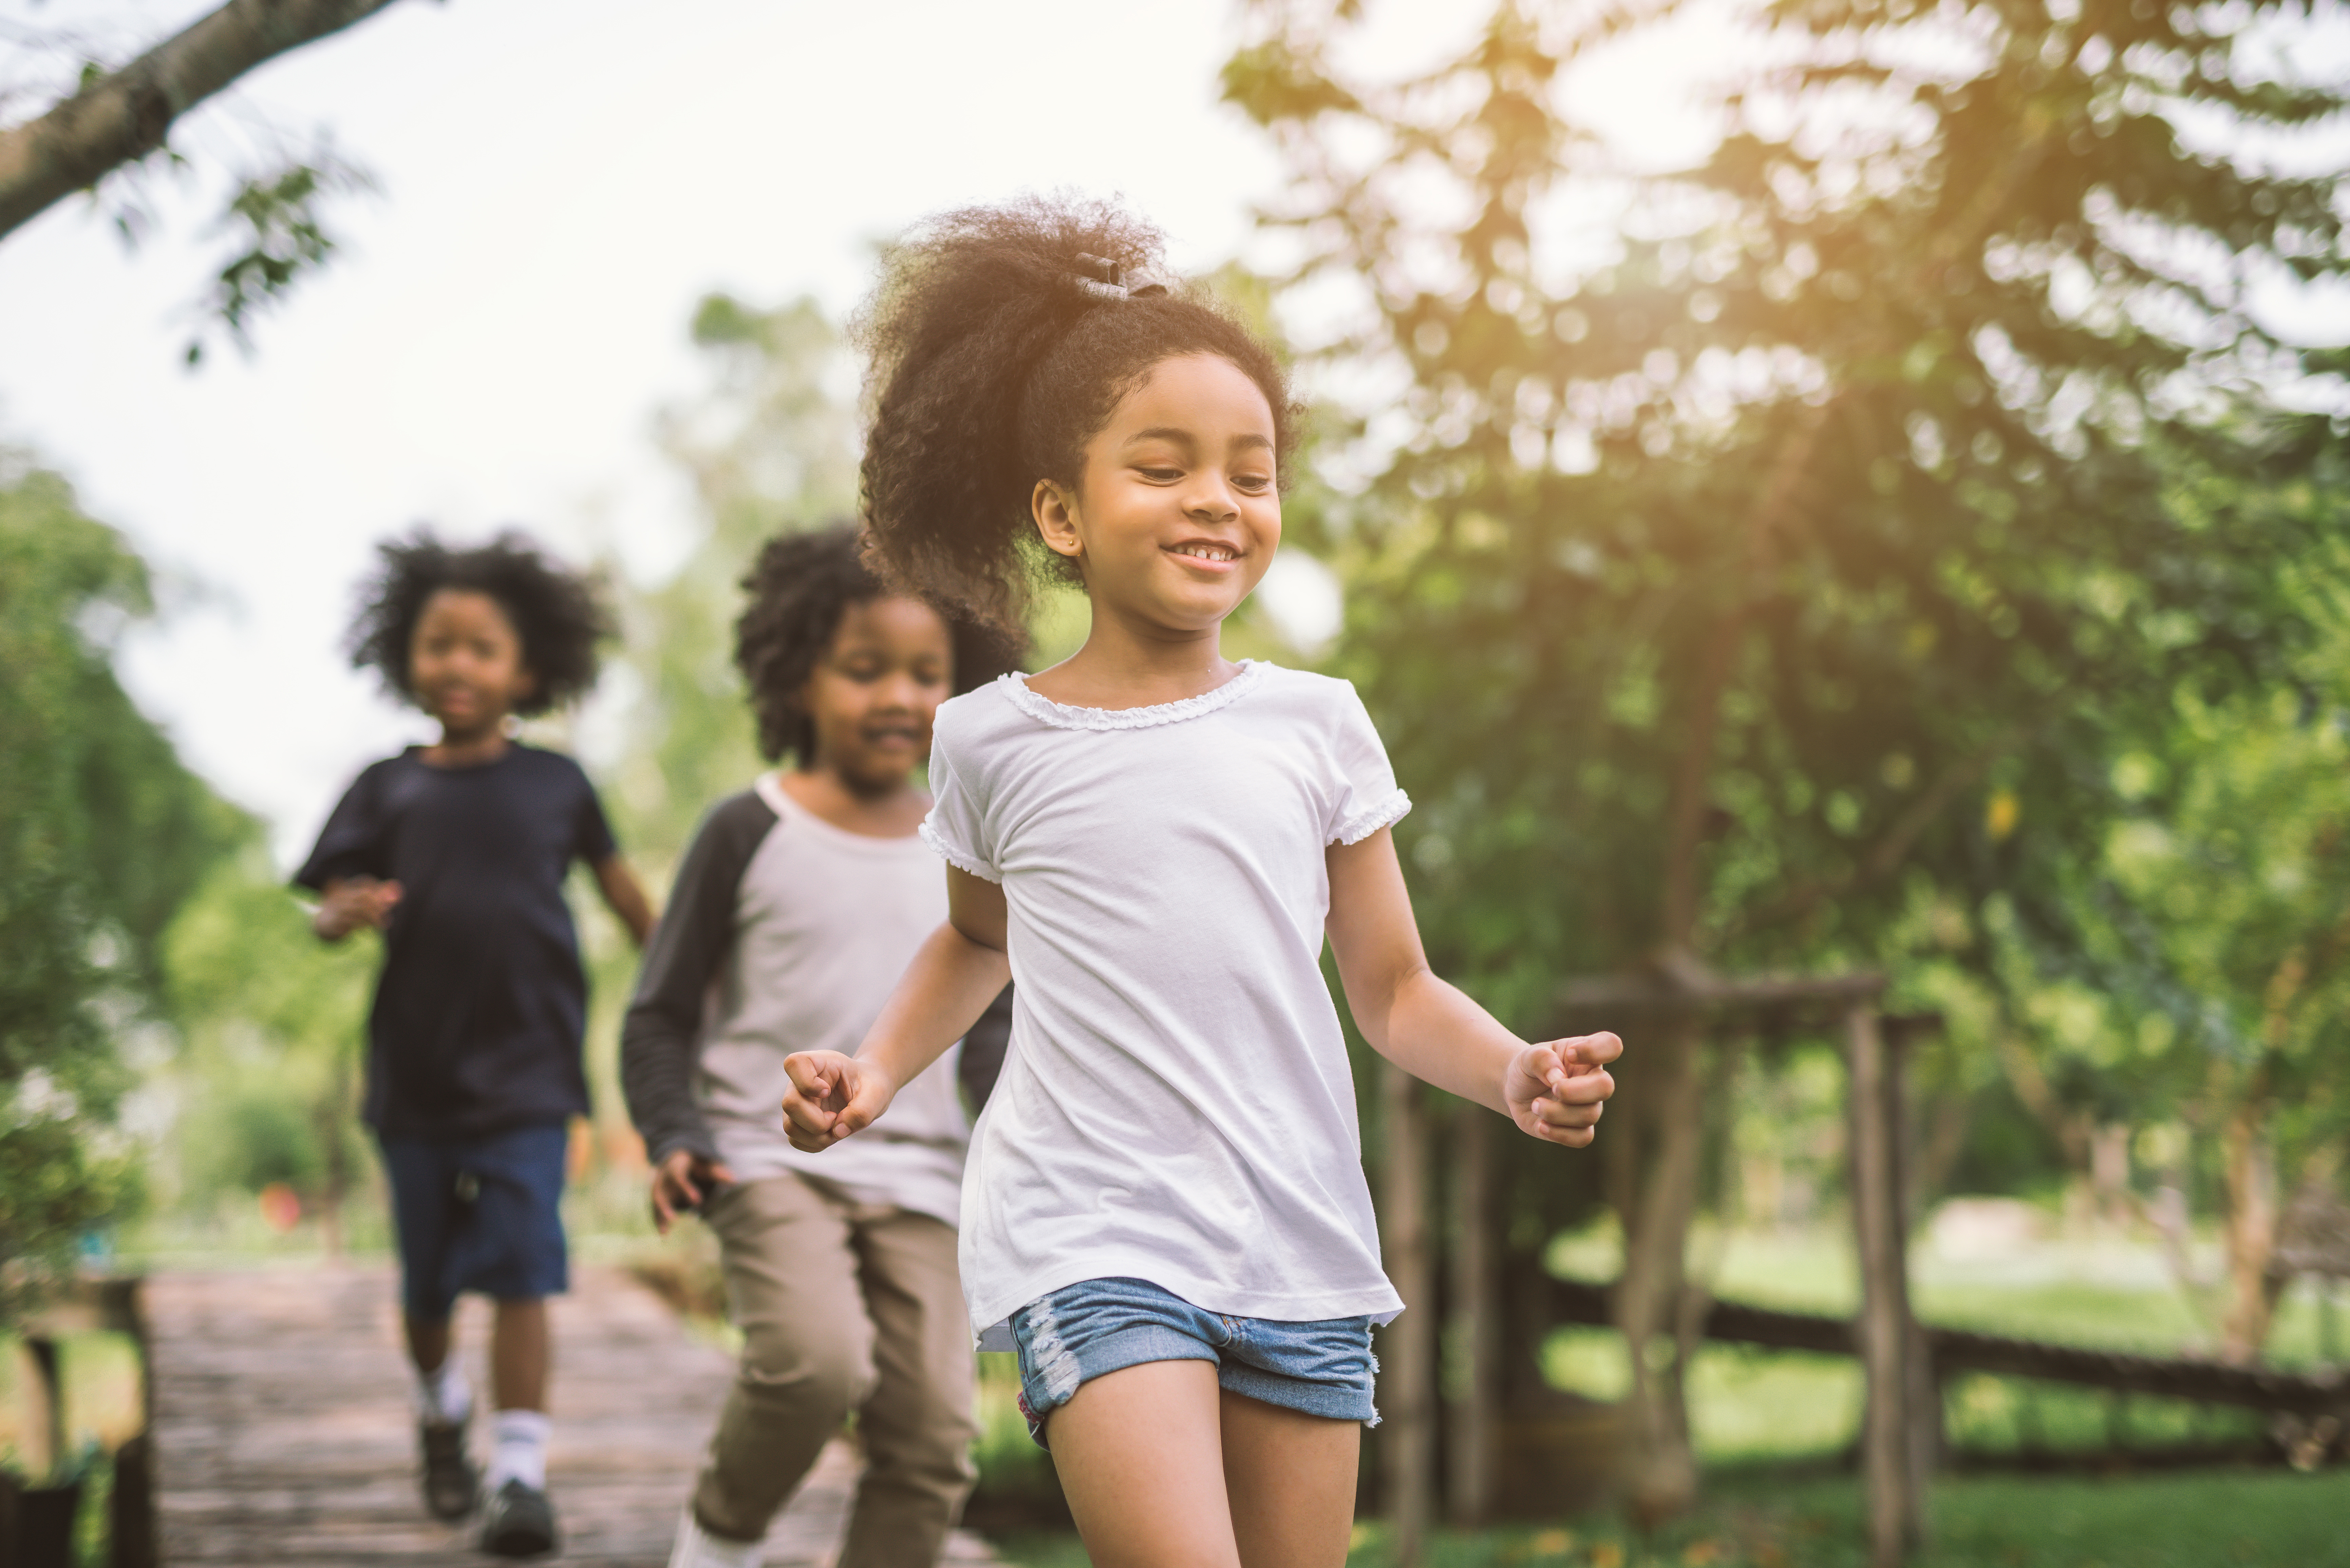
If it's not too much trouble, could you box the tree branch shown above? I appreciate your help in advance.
[0,0,405,242]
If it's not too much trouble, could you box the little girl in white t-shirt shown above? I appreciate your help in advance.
[783,196,1621,1568]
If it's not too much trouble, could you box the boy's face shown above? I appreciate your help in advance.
[410,589,535,737]
[799,595,954,794]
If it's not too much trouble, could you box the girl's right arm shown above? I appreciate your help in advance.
[782,867,1012,1151]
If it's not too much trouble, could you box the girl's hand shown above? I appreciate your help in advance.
[1504,1032,1621,1147]
[782,1051,899,1152]
[315,877,401,940]
[649,1149,736,1236]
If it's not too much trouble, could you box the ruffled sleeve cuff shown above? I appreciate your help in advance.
[1333,788,1412,846]
[919,820,1003,882]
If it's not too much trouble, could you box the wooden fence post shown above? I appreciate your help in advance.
[1380,1061,1434,1568]
[1447,1105,1496,1526]
[1846,1002,1924,1566]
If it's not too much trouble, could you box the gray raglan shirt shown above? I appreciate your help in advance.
[620,773,1010,1228]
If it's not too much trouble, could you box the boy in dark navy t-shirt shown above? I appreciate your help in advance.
[297,531,652,1558]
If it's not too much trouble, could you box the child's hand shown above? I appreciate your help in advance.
[649,1149,737,1235]
[1504,1032,1621,1147]
[782,1051,898,1152]
[315,877,402,940]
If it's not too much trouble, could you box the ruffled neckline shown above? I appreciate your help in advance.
[999,660,1269,732]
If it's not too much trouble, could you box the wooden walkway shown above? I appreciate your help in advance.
[148,1264,1000,1566]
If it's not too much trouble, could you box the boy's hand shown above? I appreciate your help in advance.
[782,1051,898,1152]
[1505,1032,1621,1147]
[316,877,402,940]
[650,1150,737,1236]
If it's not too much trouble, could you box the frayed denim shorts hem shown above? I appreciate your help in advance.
[1008,1276,1378,1448]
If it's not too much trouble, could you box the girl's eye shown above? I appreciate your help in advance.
[1233,473,1273,493]
[1138,466,1183,483]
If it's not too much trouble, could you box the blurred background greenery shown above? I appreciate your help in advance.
[5,0,2350,1562]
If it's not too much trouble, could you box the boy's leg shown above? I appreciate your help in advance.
[690,1173,876,1544]
[1045,1360,1241,1568]
[378,1134,479,1519]
[837,1209,978,1568]
[491,1298,549,1412]
[1217,1392,1358,1568]
[407,1315,454,1376]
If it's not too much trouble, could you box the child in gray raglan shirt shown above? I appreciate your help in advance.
[620,526,1014,1568]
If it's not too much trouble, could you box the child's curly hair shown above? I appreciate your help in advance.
[735,523,1022,763]
[855,194,1295,639]
[346,528,613,717]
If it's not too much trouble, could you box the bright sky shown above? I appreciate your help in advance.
[2,0,2339,867]
[0,0,1387,863]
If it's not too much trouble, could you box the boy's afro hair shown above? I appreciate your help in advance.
[735,523,1022,763]
[346,528,614,718]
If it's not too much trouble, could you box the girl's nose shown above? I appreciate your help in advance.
[1183,479,1240,522]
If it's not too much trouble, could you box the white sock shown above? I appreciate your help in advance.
[485,1408,550,1492]
[670,1507,764,1568]
[414,1359,472,1426]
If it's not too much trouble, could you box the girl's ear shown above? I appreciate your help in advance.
[1032,479,1084,562]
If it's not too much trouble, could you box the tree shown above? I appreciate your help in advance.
[0,450,241,1313]
[2002,515,2350,1363]
[1227,0,2345,1514]
[0,0,417,358]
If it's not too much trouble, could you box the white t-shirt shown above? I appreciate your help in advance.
[919,659,1413,1348]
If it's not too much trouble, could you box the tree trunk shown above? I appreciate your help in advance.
[0,0,405,240]
[2220,1101,2283,1364]
[1612,1016,1704,1528]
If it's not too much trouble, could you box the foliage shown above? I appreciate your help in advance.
[604,294,861,864]
[1226,0,2344,1002]
[159,846,376,1215]
[185,149,377,366]
[0,452,239,1307]
[1223,0,2349,1495]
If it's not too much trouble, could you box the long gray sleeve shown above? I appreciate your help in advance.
[620,791,776,1166]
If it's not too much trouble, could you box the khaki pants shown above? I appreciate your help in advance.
[691,1171,977,1564]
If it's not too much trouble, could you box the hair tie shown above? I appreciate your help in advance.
[1073,253,1169,301]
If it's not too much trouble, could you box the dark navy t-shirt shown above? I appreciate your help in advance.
[294,743,618,1140]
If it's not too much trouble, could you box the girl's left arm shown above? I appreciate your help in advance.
[1325,827,1620,1146]
[594,854,657,948]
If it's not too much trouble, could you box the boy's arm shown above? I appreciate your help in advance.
[620,799,772,1179]
[1323,827,1619,1146]
[312,877,400,942]
[595,855,655,948]
[783,868,1011,1150]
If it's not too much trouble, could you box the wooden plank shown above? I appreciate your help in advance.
[1546,1277,2350,1414]
[1846,1003,1921,1566]
[147,1264,998,1566]
[1378,1063,1434,1568]
[1445,1107,1496,1528]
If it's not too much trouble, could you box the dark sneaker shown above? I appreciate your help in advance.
[419,1418,478,1521]
[478,1478,558,1558]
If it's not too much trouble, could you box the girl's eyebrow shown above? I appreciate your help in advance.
[1122,426,1199,450]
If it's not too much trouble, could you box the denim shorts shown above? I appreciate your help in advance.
[377,1122,569,1319]
[1008,1276,1378,1447]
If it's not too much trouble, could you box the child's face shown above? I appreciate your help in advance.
[409,589,534,735]
[798,595,955,792]
[1034,352,1280,634]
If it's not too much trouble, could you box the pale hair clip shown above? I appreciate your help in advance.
[1074,252,1170,301]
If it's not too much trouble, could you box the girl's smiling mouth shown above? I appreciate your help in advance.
[1166,540,1241,569]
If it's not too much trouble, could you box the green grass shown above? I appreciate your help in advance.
[986,1470,2350,1567]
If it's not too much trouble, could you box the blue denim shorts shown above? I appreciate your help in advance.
[377,1122,569,1320]
[1008,1276,1378,1447]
